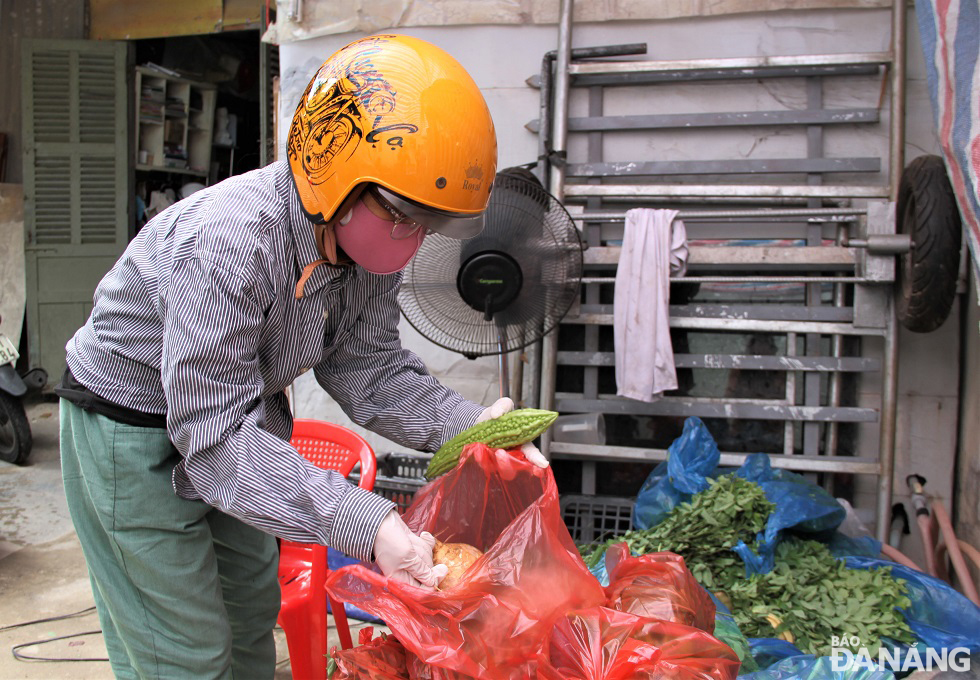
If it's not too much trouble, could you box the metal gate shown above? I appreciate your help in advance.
[530,1,909,543]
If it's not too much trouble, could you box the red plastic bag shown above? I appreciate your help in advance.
[603,543,716,632]
[328,628,410,679]
[405,655,477,679]
[325,444,606,679]
[539,607,741,680]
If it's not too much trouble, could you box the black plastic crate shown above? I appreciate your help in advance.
[353,452,431,513]
[560,494,634,545]
[378,452,430,480]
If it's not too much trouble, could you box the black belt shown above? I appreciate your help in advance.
[56,367,168,429]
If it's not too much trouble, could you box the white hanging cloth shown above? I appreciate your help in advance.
[613,208,689,402]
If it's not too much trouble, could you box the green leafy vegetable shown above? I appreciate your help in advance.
[580,473,915,658]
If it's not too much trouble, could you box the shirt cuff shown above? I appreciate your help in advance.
[330,486,396,562]
[442,400,485,445]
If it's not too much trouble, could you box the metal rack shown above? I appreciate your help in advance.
[531,0,908,542]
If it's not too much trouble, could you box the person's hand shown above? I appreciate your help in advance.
[476,397,550,468]
[373,510,448,589]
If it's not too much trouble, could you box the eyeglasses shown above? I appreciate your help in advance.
[368,186,432,240]
[369,184,487,241]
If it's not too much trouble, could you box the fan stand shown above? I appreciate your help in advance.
[459,250,524,399]
[482,297,511,400]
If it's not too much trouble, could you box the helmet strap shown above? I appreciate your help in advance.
[295,259,327,299]
[314,222,339,265]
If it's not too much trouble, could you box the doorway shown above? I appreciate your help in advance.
[131,31,266,235]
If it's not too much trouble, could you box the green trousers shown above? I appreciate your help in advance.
[60,399,280,679]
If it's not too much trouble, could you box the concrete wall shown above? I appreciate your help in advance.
[278,6,974,550]
[0,185,25,347]
[267,0,891,43]
[955,276,980,585]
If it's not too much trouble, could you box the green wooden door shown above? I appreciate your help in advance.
[22,39,132,383]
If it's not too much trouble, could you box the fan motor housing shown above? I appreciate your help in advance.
[456,251,523,318]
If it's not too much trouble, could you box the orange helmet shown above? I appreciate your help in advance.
[287,35,497,238]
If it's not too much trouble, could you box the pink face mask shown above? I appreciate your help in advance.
[333,198,427,275]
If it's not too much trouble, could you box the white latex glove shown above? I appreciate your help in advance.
[372,510,448,589]
[476,397,550,468]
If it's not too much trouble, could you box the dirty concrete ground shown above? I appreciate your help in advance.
[0,396,375,680]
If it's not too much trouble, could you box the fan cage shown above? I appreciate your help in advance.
[398,173,583,357]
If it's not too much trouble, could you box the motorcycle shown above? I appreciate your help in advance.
[0,322,43,464]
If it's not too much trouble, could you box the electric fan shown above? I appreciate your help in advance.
[397,168,584,396]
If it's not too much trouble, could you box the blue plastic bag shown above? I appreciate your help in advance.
[632,417,847,575]
[736,654,895,680]
[746,638,804,670]
[588,554,611,587]
[740,457,846,544]
[326,549,384,624]
[735,454,848,575]
[632,417,721,529]
[844,556,980,654]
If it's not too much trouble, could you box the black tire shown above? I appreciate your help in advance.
[895,155,963,333]
[0,392,32,464]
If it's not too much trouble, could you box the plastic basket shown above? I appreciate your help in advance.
[560,494,634,545]
[378,452,430,480]
[352,452,431,513]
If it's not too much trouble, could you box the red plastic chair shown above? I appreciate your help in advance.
[278,419,377,680]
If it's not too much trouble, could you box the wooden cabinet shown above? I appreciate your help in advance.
[134,66,216,178]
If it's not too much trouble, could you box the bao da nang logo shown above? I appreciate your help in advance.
[831,636,972,673]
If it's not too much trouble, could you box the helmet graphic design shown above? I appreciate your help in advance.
[300,77,373,182]
[288,35,497,229]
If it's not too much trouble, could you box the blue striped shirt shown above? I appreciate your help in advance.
[65,161,484,561]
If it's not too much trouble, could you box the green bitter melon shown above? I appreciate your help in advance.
[424,408,559,479]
